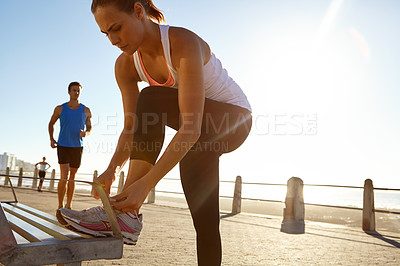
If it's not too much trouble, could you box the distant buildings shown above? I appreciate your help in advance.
[0,152,35,172]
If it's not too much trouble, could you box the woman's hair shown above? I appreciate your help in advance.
[91,0,165,23]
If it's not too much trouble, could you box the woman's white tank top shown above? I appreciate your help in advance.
[132,24,251,112]
[38,163,46,171]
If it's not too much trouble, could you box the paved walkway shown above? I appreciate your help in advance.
[1,187,400,265]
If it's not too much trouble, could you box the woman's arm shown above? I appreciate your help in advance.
[107,53,140,171]
[143,28,205,185]
[93,53,140,197]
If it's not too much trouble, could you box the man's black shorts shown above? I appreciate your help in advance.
[57,146,83,168]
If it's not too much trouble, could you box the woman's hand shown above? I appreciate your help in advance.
[111,177,152,214]
[93,168,116,199]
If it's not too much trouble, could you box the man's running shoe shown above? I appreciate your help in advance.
[59,206,142,245]
[56,208,68,226]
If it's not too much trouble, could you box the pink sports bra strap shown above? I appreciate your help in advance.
[137,50,175,87]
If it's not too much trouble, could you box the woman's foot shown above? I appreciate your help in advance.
[60,206,142,245]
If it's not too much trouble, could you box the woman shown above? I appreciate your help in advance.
[35,156,51,192]
[60,0,252,264]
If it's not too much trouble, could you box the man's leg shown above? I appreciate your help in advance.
[57,164,69,209]
[64,146,83,209]
[65,167,78,209]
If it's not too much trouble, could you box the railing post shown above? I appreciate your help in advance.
[147,188,155,204]
[232,175,242,214]
[281,177,305,234]
[32,168,38,189]
[17,168,23,187]
[118,171,125,194]
[363,179,375,231]
[4,167,10,186]
[91,170,98,197]
[49,169,56,191]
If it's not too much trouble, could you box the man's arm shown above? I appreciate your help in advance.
[80,107,92,137]
[48,105,62,148]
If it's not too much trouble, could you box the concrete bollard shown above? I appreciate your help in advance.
[281,177,305,234]
[17,168,23,187]
[118,171,125,194]
[49,169,56,191]
[147,187,155,204]
[4,167,10,186]
[362,179,375,232]
[91,170,98,197]
[32,168,38,189]
[232,175,242,214]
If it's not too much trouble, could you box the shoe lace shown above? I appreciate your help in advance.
[114,209,143,225]
[133,210,143,225]
[85,206,107,219]
[85,206,142,225]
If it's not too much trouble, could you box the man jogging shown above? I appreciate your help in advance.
[48,81,92,222]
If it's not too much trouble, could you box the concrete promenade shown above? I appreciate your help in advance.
[1,187,400,265]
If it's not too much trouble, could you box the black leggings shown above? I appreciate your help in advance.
[131,86,252,265]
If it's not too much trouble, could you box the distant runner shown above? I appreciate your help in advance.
[34,157,51,192]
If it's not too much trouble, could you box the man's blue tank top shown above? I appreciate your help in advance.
[58,103,87,147]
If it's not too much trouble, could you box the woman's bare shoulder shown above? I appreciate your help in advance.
[169,26,201,45]
[115,52,140,82]
[168,26,211,64]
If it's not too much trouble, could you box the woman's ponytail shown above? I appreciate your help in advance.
[145,0,165,23]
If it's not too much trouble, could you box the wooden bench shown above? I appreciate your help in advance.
[0,174,124,266]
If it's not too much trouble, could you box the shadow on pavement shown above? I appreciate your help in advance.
[365,230,400,248]
[220,212,238,219]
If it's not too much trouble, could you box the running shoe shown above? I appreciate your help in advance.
[59,206,142,245]
[56,208,68,226]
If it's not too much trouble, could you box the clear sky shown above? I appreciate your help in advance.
[1,0,399,188]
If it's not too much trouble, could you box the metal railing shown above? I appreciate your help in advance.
[1,167,399,232]
[162,176,400,214]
